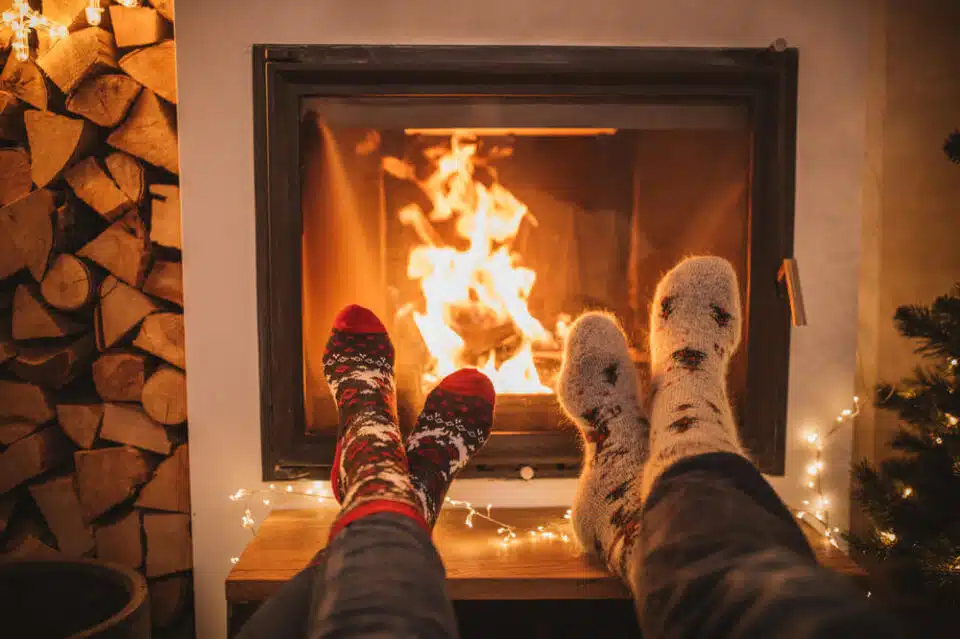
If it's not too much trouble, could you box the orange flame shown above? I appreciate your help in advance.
[387,132,555,394]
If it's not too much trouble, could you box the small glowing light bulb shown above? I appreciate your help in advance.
[286,485,293,492]
[805,432,819,444]
[902,487,913,498]
[806,463,819,476]
[85,6,103,25]
[947,414,958,426]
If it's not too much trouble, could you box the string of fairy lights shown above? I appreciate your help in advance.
[1,0,141,62]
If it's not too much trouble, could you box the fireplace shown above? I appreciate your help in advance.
[254,45,798,480]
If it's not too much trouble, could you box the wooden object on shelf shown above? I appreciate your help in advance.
[24,110,97,188]
[0,188,55,281]
[12,284,86,340]
[133,312,184,369]
[0,147,31,206]
[0,380,55,423]
[56,403,103,449]
[110,6,171,48]
[66,74,142,128]
[143,260,182,306]
[0,428,72,494]
[28,475,95,557]
[78,218,149,287]
[41,254,98,311]
[141,367,187,425]
[119,40,176,104]
[228,508,867,604]
[107,89,178,174]
[144,513,191,576]
[148,184,180,249]
[37,27,118,94]
[136,444,189,513]
[64,157,134,221]
[105,151,146,203]
[93,351,147,401]
[95,510,143,569]
[74,446,151,523]
[94,276,158,349]
[100,402,173,455]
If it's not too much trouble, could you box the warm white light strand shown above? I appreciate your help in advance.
[1,0,67,61]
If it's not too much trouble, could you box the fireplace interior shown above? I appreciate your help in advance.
[300,98,752,473]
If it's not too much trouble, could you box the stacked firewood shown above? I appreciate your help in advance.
[0,0,189,631]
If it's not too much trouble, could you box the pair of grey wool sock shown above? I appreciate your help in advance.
[557,256,746,579]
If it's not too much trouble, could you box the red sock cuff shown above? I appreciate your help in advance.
[328,500,430,542]
[332,304,387,333]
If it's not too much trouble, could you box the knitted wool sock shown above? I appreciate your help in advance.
[640,256,746,501]
[406,369,496,527]
[556,312,649,580]
[324,305,426,540]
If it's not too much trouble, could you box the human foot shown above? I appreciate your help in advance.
[556,312,648,579]
[406,369,496,527]
[323,305,424,539]
[641,256,745,499]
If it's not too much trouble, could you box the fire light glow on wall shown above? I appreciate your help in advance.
[387,131,564,395]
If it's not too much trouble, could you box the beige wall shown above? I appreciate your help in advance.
[176,2,872,636]
[856,0,960,495]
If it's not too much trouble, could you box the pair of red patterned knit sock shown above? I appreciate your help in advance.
[323,305,495,540]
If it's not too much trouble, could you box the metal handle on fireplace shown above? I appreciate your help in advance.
[777,258,807,327]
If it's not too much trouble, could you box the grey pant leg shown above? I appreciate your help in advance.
[308,512,458,639]
[629,452,902,639]
[238,512,457,639]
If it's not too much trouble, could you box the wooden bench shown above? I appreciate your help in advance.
[227,507,864,636]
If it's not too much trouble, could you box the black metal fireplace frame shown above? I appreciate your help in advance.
[253,45,798,481]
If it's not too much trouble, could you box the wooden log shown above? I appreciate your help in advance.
[0,493,16,535]
[94,276,158,349]
[148,0,175,23]
[29,475,95,557]
[95,510,142,568]
[143,260,182,306]
[78,218,149,287]
[141,367,186,425]
[0,231,26,280]
[0,380,55,422]
[0,428,72,494]
[64,157,133,221]
[66,73,142,128]
[74,446,151,523]
[41,0,91,29]
[0,316,14,364]
[54,199,106,255]
[100,403,173,455]
[0,89,26,144]
[56,403,103,449]
[0,421,38,445]
[107,89,179,174]
[40,254,98,312]
[118,40,176,104]
[0,57,48,110]
[148,575,190,629]
[24,110,97,188]
[110,6,171,48]
[0,148,31,206]
[136,444,189,513]
[8,535,60,559]
[144,513,191,577]
[7,334,96,389]
[105,151,146,203]
[12,283,86,340]
[37,27,118,94]
[148,184,180,249]
[133,312,184,369]
[0,188,55,281]
[93,351,147,401]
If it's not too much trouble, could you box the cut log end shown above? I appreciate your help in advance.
[142,367,187,425]
[41,254,97,311]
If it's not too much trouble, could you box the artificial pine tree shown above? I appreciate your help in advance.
[848,132,960,615]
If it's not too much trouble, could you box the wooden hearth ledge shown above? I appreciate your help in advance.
[227,507,864,603]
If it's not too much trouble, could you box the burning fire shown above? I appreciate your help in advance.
[386,131,556,394]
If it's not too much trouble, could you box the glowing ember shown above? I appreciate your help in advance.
[387,131,556,394]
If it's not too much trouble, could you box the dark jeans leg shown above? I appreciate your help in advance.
[629,452,901,639]
[238,512,458,639]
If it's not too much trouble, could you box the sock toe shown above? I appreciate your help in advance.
[436,368,496,405]
[332,304,387,333]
